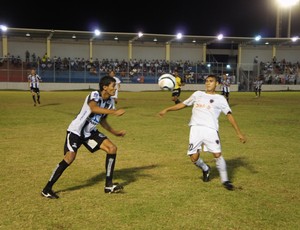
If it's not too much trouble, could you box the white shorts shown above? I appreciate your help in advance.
[187,126,221,155]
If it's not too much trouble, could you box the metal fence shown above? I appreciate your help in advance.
[0,57,299,91]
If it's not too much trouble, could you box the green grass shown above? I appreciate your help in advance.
[0,90,300,230]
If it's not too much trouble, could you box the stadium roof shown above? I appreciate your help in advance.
[1,27,299,48]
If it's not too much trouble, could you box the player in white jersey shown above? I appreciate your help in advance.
[41,76,126,199]
[158,75,246,190]
[109,70,121,104]
[27,68,42,106]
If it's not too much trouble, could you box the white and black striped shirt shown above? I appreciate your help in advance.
[28,74,42,88]
[221,79,231,93]
[67,91,115,138]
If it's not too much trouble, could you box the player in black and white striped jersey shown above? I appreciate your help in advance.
[41,76,126,199]
[27,68,42,106]
[254,76,263,98]
[220,74,231,103]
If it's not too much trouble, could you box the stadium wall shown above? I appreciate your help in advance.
[1,82,300,92]
[6,39,300,64]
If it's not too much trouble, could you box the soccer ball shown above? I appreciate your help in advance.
[158,74,176,91]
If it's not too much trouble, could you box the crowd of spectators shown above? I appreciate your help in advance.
[1,52,299,85]
[259,57,300,85]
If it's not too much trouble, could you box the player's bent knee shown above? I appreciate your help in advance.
[104,144,117,154]
[110,145,117,154]
[64,151,76,164]
[190,153,199,163]
[213,153,222,158]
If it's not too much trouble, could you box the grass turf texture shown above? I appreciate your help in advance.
[0,90,299,229]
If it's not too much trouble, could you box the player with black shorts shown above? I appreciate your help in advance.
[254,76,263,97]
[41,76,126,199]
[172,70,185,104]
[28,68,42,106]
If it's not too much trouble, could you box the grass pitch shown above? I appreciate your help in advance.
[0,90,299,229]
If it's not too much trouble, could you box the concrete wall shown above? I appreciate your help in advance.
[4,38,299,64]
[1,82,299,92]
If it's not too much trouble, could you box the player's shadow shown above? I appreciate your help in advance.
[227,156,258,178]
[38,103,61,107]
[56,164,158,193]
[207,156,257,183]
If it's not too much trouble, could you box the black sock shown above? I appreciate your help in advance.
[32,95,36,103]
[105,154,116,187]
[43,160,69,192]
[175,99,181,104]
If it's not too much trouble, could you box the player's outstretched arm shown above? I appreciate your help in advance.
[100,118,126,137]
[226,113,246,143]
[89,101,125,116]
[112,109,125,116]
[158,103,186,117]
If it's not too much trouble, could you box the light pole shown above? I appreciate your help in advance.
[276,6,282,37]
[276,0,300,37]
[287,7,292,37]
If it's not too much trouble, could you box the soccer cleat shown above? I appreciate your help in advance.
[104,183,123,194]
[41,190,59,199]
[202,165,211,182]
[223,181,234,191]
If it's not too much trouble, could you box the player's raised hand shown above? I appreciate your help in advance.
[114,130,126,137]
[113,109,125,116]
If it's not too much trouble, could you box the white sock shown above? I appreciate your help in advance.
[195,158,209,171]
[215,156,228,183]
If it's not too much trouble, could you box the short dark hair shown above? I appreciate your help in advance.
[206,74,218,80]
[99,75,116,91]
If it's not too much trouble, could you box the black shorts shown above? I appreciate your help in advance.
[30,87,40,93]
[172,88,181,97]
[64,130,108,154]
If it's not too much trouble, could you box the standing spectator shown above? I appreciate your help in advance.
[41,76,126,199]
[172,69,185,104]
[254,76,263,97]
[27,68,42,106]
[108,70,121,104]
[158,74,246,190]
[25,50,30,63]
[220,74,231,103]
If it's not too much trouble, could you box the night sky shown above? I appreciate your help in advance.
[0,0,299,37]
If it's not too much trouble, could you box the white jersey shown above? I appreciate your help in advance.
[114,76,121,85]
[67,91,115,138]
[183,91,231,131]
